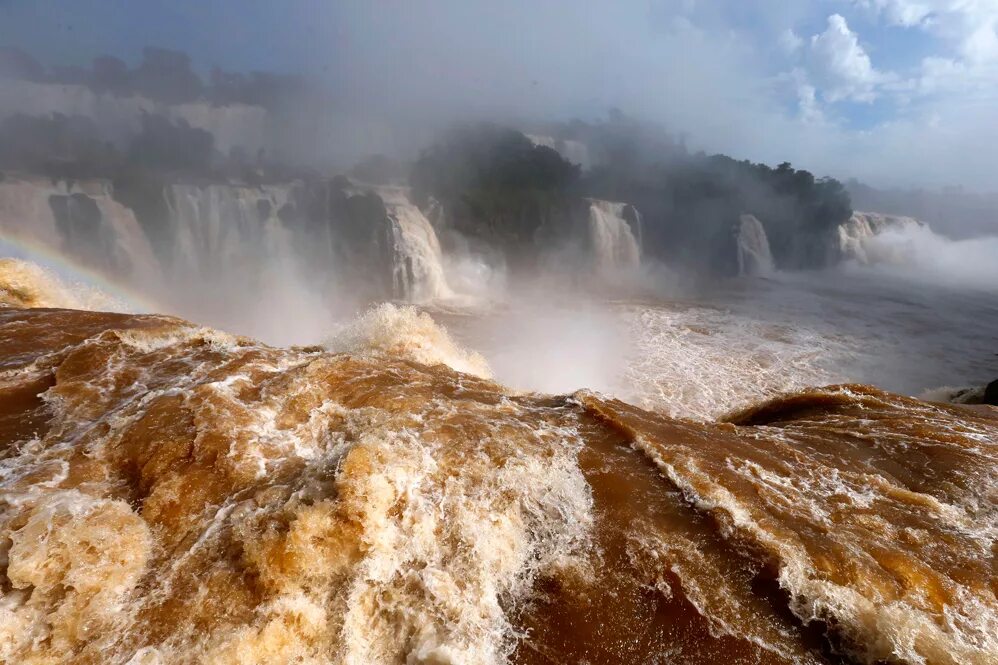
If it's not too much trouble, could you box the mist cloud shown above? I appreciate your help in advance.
[0,1,997,191]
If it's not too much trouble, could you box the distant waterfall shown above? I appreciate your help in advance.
[587,199,641,274]
[0,174,161,285]
[736,214,774,276]
[375,186,452,302]
[164,184,296,278]
[837,212,924,264]
[836,211,998,287]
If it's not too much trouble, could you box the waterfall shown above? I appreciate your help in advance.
[374,186,452,302]
[631,205,644,248]
[164,183,296,278]
[0,174,161,285]
[836,211,998,288]
[837,211,924,264]
[159,182,346,344]
[587,199,641,274]
[736,214,774,276]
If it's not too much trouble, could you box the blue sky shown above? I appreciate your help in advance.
[1,1,996,189]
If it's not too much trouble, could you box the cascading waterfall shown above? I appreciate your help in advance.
[736,214,774,276]
[0,174,161,285]
[837,211,998,288]
[164,183,296,278]
[160,182,345,344]
[837,211,924,264]
[587,199,641,274]
[371,186,452,302]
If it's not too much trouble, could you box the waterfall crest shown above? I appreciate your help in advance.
[837,211,998,288]
[837,211,924,264]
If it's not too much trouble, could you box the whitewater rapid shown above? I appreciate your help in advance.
[0,301,994,665]
[838,211,998,289]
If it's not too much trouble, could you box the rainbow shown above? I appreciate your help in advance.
[0,231,168,314]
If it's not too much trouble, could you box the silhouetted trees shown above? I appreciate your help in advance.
[0,108,218,183]
[0,48,44,81]
[411,124,581,258]
[130,48,203,105]
[91,55,131,94]
[350,154,408,184]
[412,124,579,198]
[0,46,307,110]
[0,114,119,178]
[127,114,213,173]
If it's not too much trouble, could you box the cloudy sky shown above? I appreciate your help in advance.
[2,0,996,189]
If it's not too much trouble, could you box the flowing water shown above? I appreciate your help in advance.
[435,269,998,421]
[0,174,161,287]
[0,301,994,664]
[164,184,297,279]
[0,199,997,663]
[737,214,774,276]
[377,187,453,303]
[586,199,641,275]
[838,212,924,266]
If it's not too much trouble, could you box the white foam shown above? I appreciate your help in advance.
[325,303,492,379]
[620,304,848,420]
[839,211,998,290]
[0,258,127,311]
[630,440,998,665]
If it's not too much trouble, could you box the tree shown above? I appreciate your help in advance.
[92,55,130,94]
[127,114,213,173]
[0,47,44,81]
[132,47,203,104]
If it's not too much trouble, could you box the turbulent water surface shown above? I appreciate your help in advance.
[437,270,998,421]
[0,214,997,664]
[0,298,995,664]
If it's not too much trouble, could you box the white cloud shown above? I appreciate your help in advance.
[855,1,998,63]
[851,1,998,107]
[962,20,998,64]
[804,14,886,102]
[779,28,804,53]
[307,0,998,190]
[856,0,937,27]
[797,80,825,122]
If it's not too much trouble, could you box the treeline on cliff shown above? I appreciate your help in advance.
[0,46,305,108]
[410,125,582,262]
[0,106,312,185]
[410,117,852,272]
[0,45,314,183]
